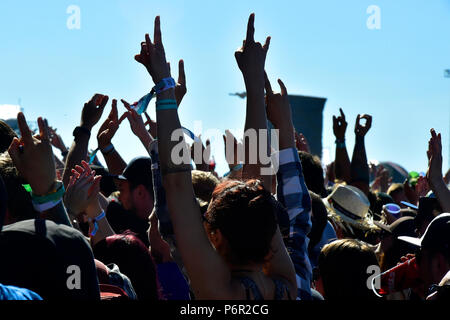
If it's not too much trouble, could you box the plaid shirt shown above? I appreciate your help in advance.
[275,148,312,300]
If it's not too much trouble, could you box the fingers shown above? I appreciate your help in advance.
[37,117,50,142]
[118,112,128,124]
[246,13,255,44]
[154,16,162,46]
[144,112,152,125]
[262,36,271,52]
[17,112,33,144]
[339,108,345,120]
[111,99,118,121]
[145,33,152,55]
[264,71,273,96]
[121,99,132,112]
[178,59,186,86]
[99,95,109,110]
[7,137,21,166]
[278,79,287,96]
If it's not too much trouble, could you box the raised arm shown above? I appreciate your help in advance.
[64,161,115,246]
[235,13,271,189]
[426,129,450,212]
[265,74,311,300]
[134,16,234,299]
[62,94,108,187]
[96,99,128,175]
[8,113,71,226]
[350,114,372,195]
[332,108,351,183]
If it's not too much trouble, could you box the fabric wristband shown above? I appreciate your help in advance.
[156,99,178,111]
[27,182,65,205]
[223,163,244,177]
[335,139,346,149]
[101,144,114,155]
[32,199,62,212]
[89,211,106,237]
[154,77,176,94]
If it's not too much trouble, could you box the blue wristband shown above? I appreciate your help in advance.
[156,99,178,111]
[89,211,106,237]
[154,78,176,94]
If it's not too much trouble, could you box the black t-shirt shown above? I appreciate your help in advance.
[106,201,150,246]
[0,219,100,300]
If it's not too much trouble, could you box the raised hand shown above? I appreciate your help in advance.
[97,99,127,149]
[223,130,243,169]
[81,94,109,131]
[135,16,171,85]
[121,99,153,148]
[371,165,391,193]
[48,126,67,152]
[354,114,372,137]
[426,128,443,187]
[64,160,101,216]
[167,59,187,106]
[8,113,56,196]
[191,136,211,172]
[235,13,270,84]
[295,131,310,153]
[265,75,291,129]
[332,108,347,140]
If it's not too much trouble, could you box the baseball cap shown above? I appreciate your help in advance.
[113,157,153,191]
[374,216,416,237]
[398,213,450,250]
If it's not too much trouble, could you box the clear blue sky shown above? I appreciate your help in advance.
[1,0,449,176]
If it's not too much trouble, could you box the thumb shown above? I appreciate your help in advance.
[8,137,22,167]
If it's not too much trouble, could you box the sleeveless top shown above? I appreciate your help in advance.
[236,276,292,300]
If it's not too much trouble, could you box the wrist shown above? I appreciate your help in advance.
[32,180,59,197]
[156,88,175,100]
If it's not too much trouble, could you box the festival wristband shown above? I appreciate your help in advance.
[101,144,114,155]
[335,139,346,149]
[223,163,243,177]
[154,77,176,94]
[24,181,65,204]
[32,199,62,212]
[156,99,178,111]
[89,211,106,237]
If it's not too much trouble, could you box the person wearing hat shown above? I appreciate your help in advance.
[398,213,450,299]
[106,157,154,246]
[373,216,418,271]
[323,184,380,242]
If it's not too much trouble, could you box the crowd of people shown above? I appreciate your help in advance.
[0,14,449,301]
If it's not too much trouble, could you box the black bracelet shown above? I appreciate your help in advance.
[73,126,91,139]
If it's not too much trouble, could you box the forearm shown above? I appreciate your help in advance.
[243,80,270,186]
[40,201,72,227]
[101,148,127,175]
[87,203,115,246]
[62,134,90,188]
[334,143,351,183]
[430,178,450,213]
[350,135,369,194]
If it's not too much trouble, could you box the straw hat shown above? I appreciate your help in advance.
[323,184,379,235]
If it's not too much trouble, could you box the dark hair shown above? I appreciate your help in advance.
[308,191,328,253]
[318,238,380,300]
[93,231,162,300]
[205,179,278,265]
[298,151,326,197]
[0,120,17,154]
[0,152,37,223]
